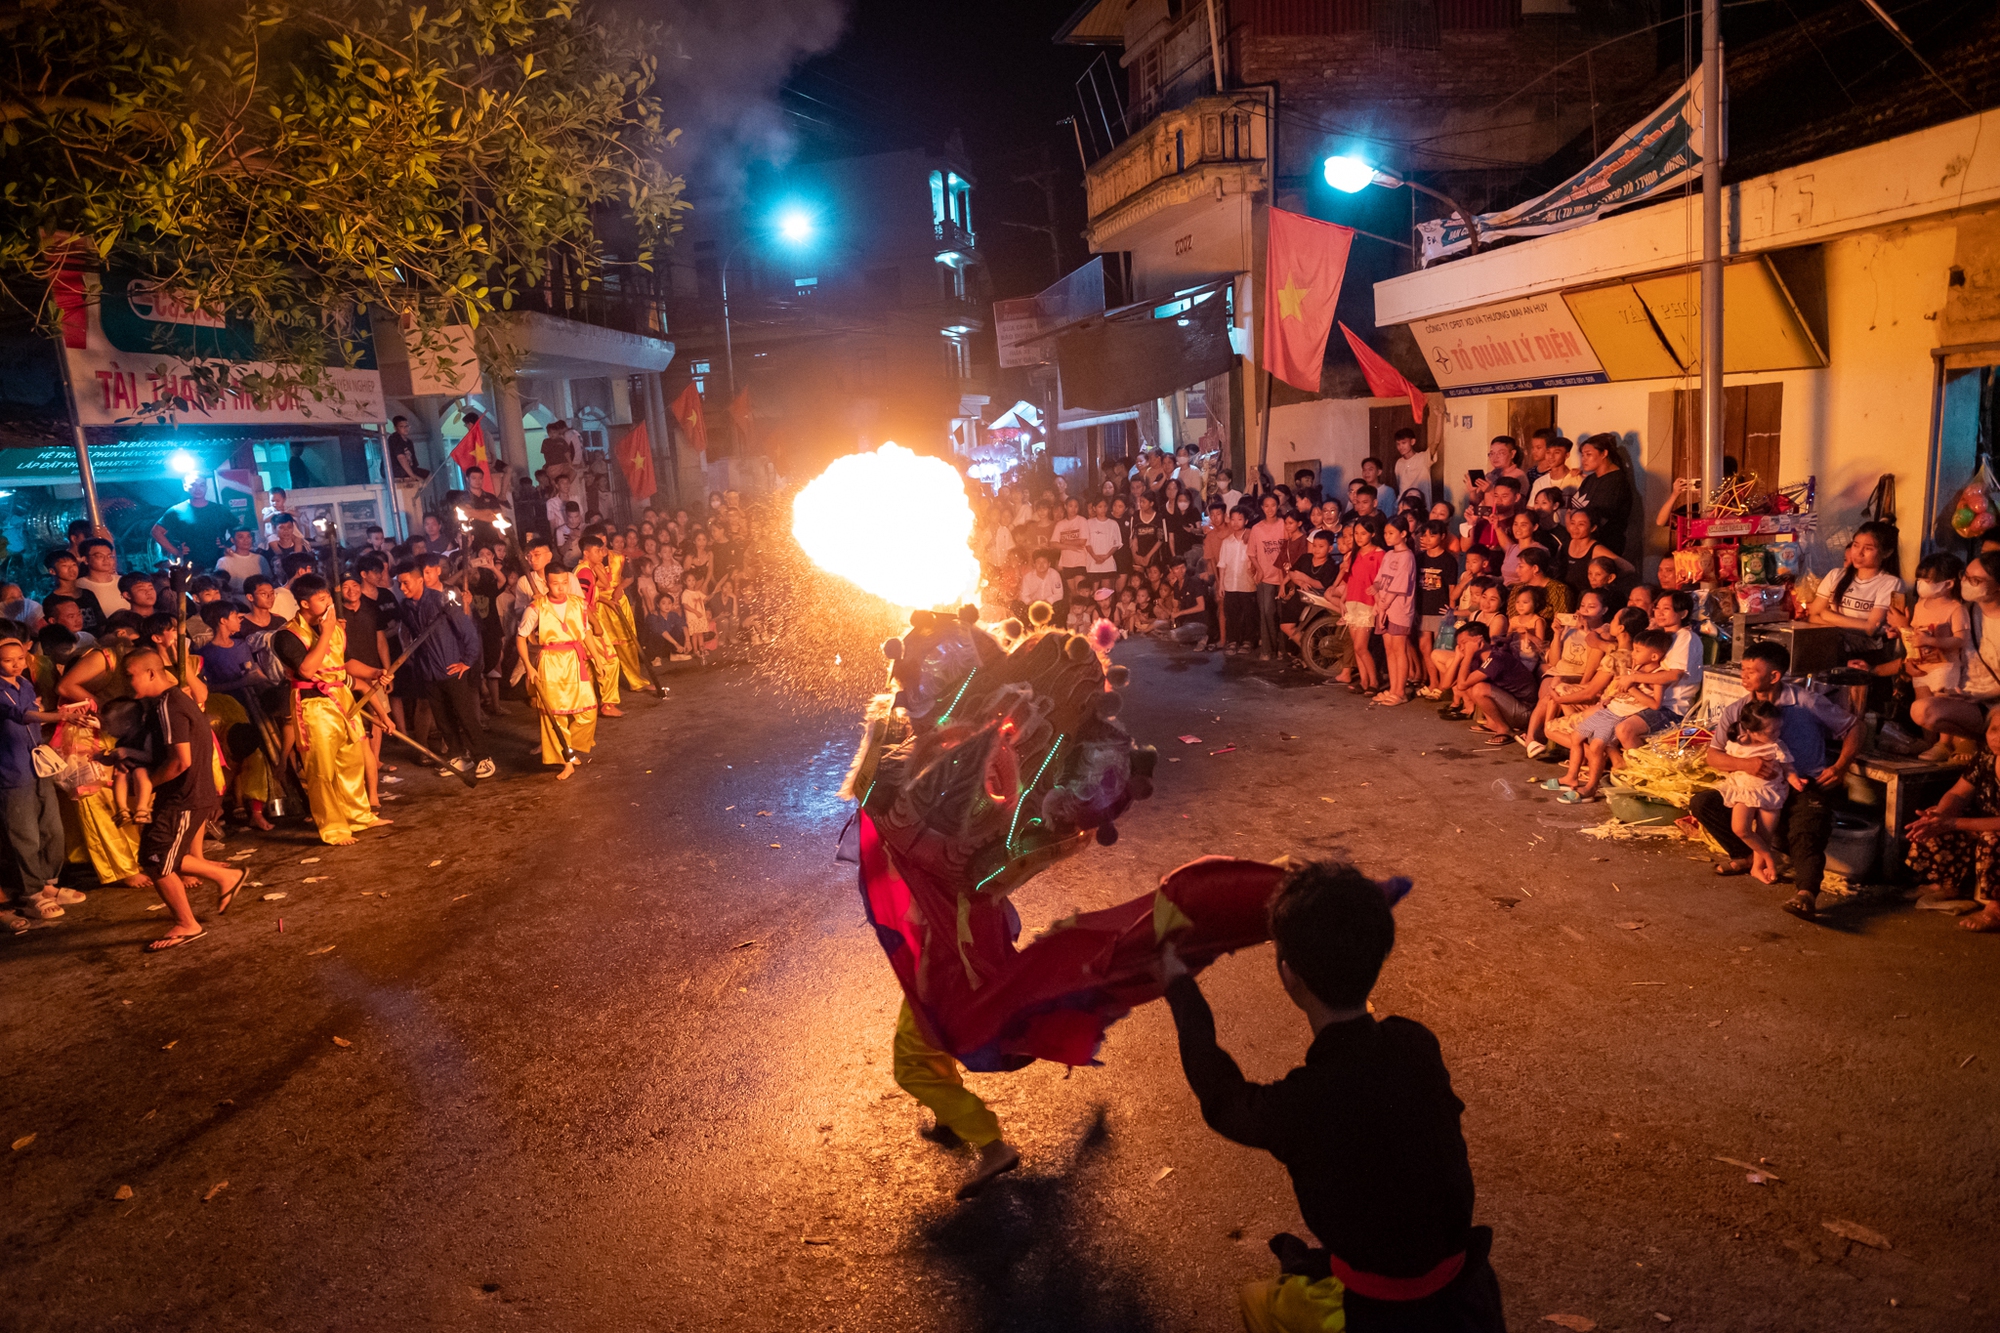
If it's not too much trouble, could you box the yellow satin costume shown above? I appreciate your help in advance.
[50,645,141,883]
[520,594,599,765]
[579,553,649,703]
[283,612,377,844]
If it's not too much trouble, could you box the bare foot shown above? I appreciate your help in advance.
[324,834,356,847]
[1751,853,1776,884]
[1960,904,2000,932]
[118,873,157,891]
[557,761,577,781]
[248,810,274,831]
[600,704,625,718]
[954,1140,1021,1200]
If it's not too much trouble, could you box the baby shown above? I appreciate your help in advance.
[1891,552,1968,759]
[1718,700,1806,883]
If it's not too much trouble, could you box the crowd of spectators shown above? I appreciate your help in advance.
[0,468,766,941]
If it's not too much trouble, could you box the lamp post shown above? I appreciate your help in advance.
[718,207,817,455]
[1322,154,1482,260]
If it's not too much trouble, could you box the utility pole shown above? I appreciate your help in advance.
[1005,150,1066,284]
[1699,0,1725,510]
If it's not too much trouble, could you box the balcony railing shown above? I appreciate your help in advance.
[934,217,977,254]
[509,282,670,340]
[1083,91,1271,229]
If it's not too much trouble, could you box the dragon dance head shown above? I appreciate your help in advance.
[843,604,1156,898]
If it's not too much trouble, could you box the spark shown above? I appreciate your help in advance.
[791,443,981,609]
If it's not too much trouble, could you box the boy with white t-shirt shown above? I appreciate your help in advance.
[1392,428,1432,506]
[1215,511,1257,653]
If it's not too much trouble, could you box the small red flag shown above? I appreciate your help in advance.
[616,422,657,500]
[731,387,755,449]
[671,383,707,461]
[449,417,490,472]
[1263,208,1355,393]
[1338,323,1426,424]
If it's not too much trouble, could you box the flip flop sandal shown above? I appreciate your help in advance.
[1713,862,1751,877]
[1538,778,1567,791]
[1780,898,1820,922]
[1484,734,1513,747]
[216,867,248,915]
[1557,789,1600,804]
[147,929,205,952]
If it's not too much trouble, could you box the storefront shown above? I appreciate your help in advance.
[1368,109,2000,578]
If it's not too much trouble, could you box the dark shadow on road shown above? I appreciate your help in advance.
[917,1107,1164,1333]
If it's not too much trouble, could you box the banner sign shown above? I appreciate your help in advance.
[994,258,1106,368]
[1410,294,1608,397]
[59,272,385,426]
[1418,68,1713,264]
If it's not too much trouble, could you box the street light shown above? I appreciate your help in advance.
[1322,153,1482,257]
[720,207,819,448]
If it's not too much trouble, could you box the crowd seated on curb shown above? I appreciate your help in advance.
[971,433,2000,933]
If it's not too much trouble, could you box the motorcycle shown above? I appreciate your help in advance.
[1294,589,1347,677]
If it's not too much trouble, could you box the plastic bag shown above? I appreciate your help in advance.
[1938,459,2000,542]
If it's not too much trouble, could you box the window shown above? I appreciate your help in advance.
[930,170,946,230]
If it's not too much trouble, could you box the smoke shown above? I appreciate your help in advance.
[638,0,850,200]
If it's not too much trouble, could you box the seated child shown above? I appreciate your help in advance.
[1559,627,1671,802]
[1719,699,1805,883]
[1161,862,1503,1333]
[1890,552,1969,760]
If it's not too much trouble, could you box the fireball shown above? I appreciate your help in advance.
[791,443,983,609]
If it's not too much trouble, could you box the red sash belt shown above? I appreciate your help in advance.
[1325,1249,1464,1302]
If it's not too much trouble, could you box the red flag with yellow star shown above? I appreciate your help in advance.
[1263,208,1355,393]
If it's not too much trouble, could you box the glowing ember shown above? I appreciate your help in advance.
[791,443,982,609]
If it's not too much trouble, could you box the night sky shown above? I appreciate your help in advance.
[779,0,1100,303]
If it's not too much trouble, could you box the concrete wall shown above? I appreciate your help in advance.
[1423,219,1960,580]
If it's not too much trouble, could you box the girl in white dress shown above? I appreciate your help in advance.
[1721,700,1805,884]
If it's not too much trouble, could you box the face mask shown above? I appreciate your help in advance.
[1963,579,1989,601]
[1918,579,1951,599]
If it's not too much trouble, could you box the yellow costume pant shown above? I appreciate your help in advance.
[63,789,141,884]
[297,693,375,843]
[892,1001,1001,1147]
[538,703,598,765]
[1239,1275,1349,1333]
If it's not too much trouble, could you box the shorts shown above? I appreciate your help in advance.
[139,805,215,875]
[1377,618,1413,638]
[1576,706,1672,745]
[1477,688,1532,729]
[1420,614,1444,635]
[1341,602,1374,628]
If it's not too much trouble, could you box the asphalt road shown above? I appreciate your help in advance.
[3,640,1996,1332]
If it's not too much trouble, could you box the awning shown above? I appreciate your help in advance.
[1055,280,1237,411]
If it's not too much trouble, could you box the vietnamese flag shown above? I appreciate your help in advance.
[449,415,491,472]
[1339,322,1426,424]
[1263,208,1355,393]
[671,383,707,460]
[730,387,755,449]
[616,421,657,500]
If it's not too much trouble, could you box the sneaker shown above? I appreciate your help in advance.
[473,759,496,779]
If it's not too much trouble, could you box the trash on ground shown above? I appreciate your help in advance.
[1153,1166,1175,1183]
[1616,921,1646,930]
[332,1036,352,1048]
[11,1133,34,1151]
[1714,1156,1782,1180]
[802,1235,832,1245]
[300,857,321,864]
[1543,1317,1597,1331]
[261,893,286,902]
[734,940,757,949]
[1822,1219,1891,1249]
[1209,745,1236,756]
[114,1185,133,1200]
[308,945,335,955]
[161,1040,177,1050]
[203,1180,228,1203]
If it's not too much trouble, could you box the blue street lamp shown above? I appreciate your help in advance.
[1322,154,1482,256]
[722,207,818,429]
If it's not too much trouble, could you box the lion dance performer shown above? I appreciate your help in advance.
[271,574,382,845]
[842,603,1286,1198]
[516,566,600,780]
[575,535,652,712]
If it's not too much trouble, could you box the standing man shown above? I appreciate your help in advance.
[575,533,651,710]
[392,559,493,779]
[1690,641,1860,921]
[1528,432,1581,509]
[541,419,578,489]
[126,648,246,950]
[270,574,385,846]
[1249,493,1289,662]
[151,471,235,565]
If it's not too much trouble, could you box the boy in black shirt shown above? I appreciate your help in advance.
[1162,862,1502,1332]
[127,648,244,950]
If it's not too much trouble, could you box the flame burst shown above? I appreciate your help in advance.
[791,443,982,609]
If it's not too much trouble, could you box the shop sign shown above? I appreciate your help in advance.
[1409,295,1608,397]
[61,273,385,426]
